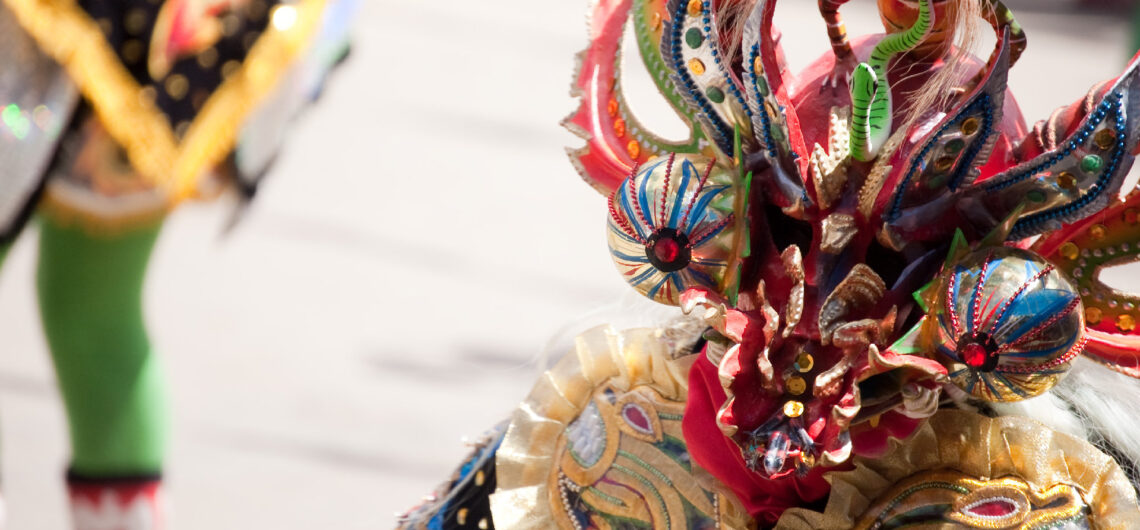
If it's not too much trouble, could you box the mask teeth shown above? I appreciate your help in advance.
[715,396,739,438]
[820,431,853,467]
[788,419,815,453]
[763,430,790,476]
[717,344,742,389]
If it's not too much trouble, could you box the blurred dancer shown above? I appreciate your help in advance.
[0,0,353,527]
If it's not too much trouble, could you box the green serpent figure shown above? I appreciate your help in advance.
[849,0,934,162]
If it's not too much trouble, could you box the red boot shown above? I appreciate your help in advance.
[67,475,164,530]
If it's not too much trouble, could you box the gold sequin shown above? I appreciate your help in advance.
[799,451,815,467]
[753,56,764,75]
[960,117,980,136]
[478,518,488,530]
[784,400,804,418]
[222,60,242,79]
[1089,224,1108,241]
[197,47,219,69]
[1118,314,1135,332]
[1095,128,1117,150]
[457,508,468,525]
[1057,171,1077,191]
[626,140,641,159]
[250,0,268,19]
[222,13,242,37]
[124,8,147,35]
[474,470,485,487]
[786,375,806,396]
[121,39,144,64]
[934,156,954,172]
[191,90,209,111]
[1086,306,1103,325]
[687,0,703,16]
[795,352,814,372]
[138,86,157,106]
[688,58,706,75]
[1059,242,1080,261]
[165,74,189,101]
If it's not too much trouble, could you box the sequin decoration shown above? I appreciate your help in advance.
[607,154,735,305]
[935,248,1085,402]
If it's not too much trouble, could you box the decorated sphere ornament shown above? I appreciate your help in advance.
[606,153,736,305]
[934,247,1085,402]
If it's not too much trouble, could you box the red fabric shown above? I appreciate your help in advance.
[683,355,834,526]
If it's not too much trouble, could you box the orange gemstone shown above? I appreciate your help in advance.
[960,117,980,136]
[1059,242,1080,261]
[1057,171,1077,191]
[627,140,641,159]
[614,118,626,137]
[1095,128,1116,150]
[687,0,703,16]
[1089,224,1108,241]
[651,12,662,30]
[607,99,619,117]
[1118,314,1136,332]
[688,58,706,75]
[1086,306,1103,325]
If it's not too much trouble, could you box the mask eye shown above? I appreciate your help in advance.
[934,248,1083,402]
[607,154,737,305]
[763,202,813,258]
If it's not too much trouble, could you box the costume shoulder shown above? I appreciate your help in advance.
[777,410,1140,529]
[491,324,752,530]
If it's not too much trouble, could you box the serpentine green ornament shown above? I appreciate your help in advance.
[849,0,934,162]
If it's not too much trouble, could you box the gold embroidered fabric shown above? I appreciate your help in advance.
[489,325,752,529]
[775,409,1140,529]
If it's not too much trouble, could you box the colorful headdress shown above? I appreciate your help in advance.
[566,0,1140,516]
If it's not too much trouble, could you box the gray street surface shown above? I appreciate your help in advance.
[0,0,1133,527]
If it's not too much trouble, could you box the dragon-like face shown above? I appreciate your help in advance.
[574,0,1140,500]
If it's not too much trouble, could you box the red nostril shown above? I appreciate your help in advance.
[653,237,681,263]
[962,343,989,369]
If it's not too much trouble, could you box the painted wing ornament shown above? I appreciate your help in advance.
[405,0,1140,528]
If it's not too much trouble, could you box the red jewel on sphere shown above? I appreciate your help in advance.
[653,237,681,263]
[645,228,692,273]
[962,343,989,369]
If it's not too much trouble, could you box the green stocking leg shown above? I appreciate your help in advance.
[36,216,167,529]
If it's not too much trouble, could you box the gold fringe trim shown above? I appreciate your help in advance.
[2,0,327,202]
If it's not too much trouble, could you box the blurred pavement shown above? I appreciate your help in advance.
[0,0,1134,528]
